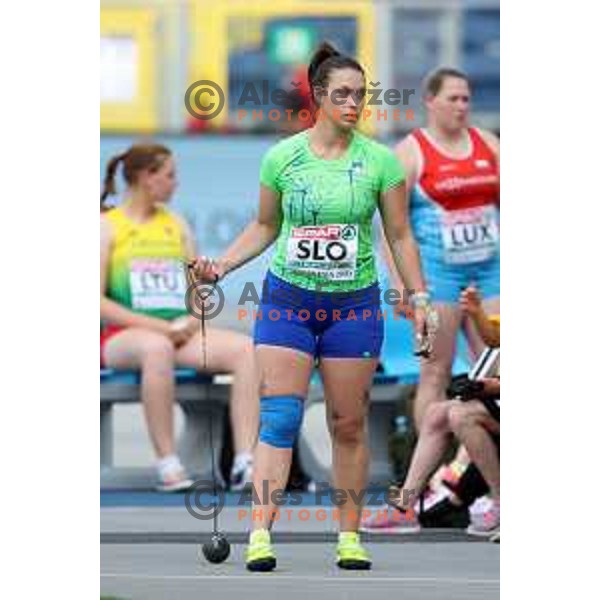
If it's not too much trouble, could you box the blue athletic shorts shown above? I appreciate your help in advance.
[420,253,500,304]
[253,271,384,359]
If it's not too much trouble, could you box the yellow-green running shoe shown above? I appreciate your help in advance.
[336,532,372,570]
[245,529,276,572]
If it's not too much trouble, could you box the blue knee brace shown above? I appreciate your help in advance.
[259,395,304,449]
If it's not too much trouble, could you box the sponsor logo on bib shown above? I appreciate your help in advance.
[286,224,359,281]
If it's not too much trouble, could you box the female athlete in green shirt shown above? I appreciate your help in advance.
[191,42,438,571]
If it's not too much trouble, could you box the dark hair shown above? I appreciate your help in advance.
[100,143,172,210]
[307,41,365,106]
[423,67,470,98]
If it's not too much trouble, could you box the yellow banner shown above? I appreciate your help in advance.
[100,7,158,132]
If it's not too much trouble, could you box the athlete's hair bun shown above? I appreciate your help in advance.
[307,41,364,106]
[308,41,341,85]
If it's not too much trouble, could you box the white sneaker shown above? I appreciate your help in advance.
[156,470,194,493]
[469,496,493,520]
[155,455,194,492]
[467,500,500,537]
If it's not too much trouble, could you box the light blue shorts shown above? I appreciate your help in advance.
[420,253,500,304]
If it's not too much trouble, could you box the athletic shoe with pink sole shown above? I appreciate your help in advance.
[467,500,500,537]
[360,506,421,533]
[361,484,456,533]
[156,472,194,493]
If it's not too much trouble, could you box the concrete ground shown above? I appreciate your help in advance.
[101,501,499,600]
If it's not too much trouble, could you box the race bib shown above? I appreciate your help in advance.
[441,206,499,265]
[286,224,358,281]
[129,259,187,310]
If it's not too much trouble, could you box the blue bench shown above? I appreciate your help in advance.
[298,317,472,486]
[100,368,232,490]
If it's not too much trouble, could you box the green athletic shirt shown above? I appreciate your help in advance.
[260,130,405,292]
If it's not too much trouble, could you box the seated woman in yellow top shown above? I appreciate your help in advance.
[100,143,258,491]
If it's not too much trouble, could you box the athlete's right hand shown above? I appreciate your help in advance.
[149,317,192,347]
[188,256,225,283]
[168,315,199,347]
[459,286,482,316]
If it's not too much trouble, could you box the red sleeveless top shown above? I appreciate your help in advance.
[411,127,499,211]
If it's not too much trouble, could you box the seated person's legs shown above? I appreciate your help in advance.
[175,327,260,490]
[104,328,191,491]
[448,401,500,501]
[389,400,462,511]
[448,401,500,535]
[412,304,461,431]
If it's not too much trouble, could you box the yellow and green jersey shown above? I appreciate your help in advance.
[104,204,189,320]
[260,130,405,292]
